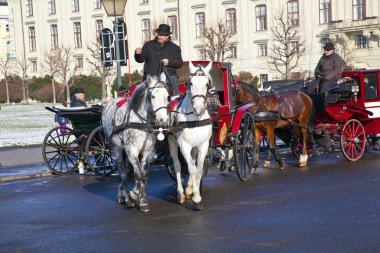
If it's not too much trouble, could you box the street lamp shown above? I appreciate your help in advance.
[101,0,128,93]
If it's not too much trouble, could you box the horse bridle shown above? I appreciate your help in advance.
[146,80,170,125]
[187,66,211,115]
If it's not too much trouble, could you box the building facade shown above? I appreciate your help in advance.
[0,0,15,62]
[7,0,380,83]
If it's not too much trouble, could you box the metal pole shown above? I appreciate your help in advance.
[114,20,122,92]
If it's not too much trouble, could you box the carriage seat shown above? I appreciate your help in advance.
[273,90,305,119]
[325,77,358,103]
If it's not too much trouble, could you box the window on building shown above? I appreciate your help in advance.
[48,0,56,14]
[290,41,299,52]
[76,58,83,68]
[355,35,367,48]
[51,24,58,49]
[258,43,267,56]
[256,5,267,31]
[73,22,82,48]
[26,0,33,17]
[141,0,148,3]
[167,15,177,40]
[95,19,103,39]
[195,12,205,37]
[141,19,150,43]
[226,8,237,34]
[6,24,9,32]
[94,0,102,9]
[72,0,80,12]
[260,74,268,85]
[31,60,37,71]
[198,49,207,60]
[319,0,331,24]
[28,26,36,52]
[364,73,378,100]
[353,0,365,20]
[321,38,331,50]
[227,46,237,58]
[287,0,299,26]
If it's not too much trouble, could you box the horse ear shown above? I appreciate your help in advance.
[160,72,167,83]
[202,61,213,74]
[189,61,197,74]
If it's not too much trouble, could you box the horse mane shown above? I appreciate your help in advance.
[239,81,257,95]
[128,80,148,113]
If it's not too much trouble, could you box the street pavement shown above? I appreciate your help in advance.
[0,146,52,182]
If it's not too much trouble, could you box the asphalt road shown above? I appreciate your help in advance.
[1,150,380,252]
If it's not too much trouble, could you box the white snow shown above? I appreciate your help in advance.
[0,103,58,147]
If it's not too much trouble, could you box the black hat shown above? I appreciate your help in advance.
[323,42,335,51]
[74,87,85,94]
[155,24,172,35]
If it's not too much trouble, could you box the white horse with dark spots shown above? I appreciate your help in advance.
[102,74,169,212]
[169,61,213,210]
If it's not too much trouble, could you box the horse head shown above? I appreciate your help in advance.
[187,61,212,116]
[235,81,261,105]
[146,74,170,127]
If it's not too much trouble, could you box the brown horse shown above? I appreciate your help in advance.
[235,81,313,169]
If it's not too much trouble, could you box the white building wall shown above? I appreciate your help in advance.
[7,0,380,82]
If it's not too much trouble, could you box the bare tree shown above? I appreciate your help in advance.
[55,45,77,103]
[0,59,13,104]
[17,58,30,103]
[201,20,235,61]
[332,34,354,70]
[268,10,306,79]
[87,41,114,102]
[41,48,60,104]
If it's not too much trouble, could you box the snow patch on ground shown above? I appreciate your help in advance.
[0,103,57,147]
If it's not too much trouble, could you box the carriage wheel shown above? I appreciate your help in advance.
[42,126,79,175]
[85,126,117,176]
[233,112,256,181]
[340,119,366,161]
[290,137,315,159]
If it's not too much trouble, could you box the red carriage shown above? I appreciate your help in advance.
[309,69,380,161]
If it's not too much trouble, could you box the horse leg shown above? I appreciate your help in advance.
[168,136,185,204]
[268,128,285,170]
[299,126,309,167]
[191,142,209,210]
[114,146,128,204]
[184,149,198,200]
[253,129,261,170]
[180,143,197,202]
[263,128,273,168]
[135,152,153,213]
[124,151,140,209]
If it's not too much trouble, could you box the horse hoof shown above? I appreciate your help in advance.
[125,194,136,208]
[263,160,270,168]
[278,161,285,170]
[118,197,126,205]
[193,201,203,210]
[178,195,185,204]
[299,162,307,167]
[139,204,151,213]
[185,193,192,200]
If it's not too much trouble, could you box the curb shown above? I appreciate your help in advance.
[0,172,53,182]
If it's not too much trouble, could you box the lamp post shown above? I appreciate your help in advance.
[100,0,127,93]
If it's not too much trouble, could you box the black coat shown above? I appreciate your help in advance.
[134,38,183,80]
[314,52,344,80]
[70,96,87,107]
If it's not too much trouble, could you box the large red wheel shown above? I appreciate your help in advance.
[340,119,366,161]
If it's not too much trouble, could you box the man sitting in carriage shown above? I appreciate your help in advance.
[307,42,344,94]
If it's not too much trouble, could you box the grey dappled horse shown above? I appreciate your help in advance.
[102,74,169,212]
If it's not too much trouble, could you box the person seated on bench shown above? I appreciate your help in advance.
[70,87,87,107]
[307,42,344,94]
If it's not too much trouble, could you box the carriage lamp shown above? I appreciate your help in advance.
[101,0,128,93]
[351,85,360,94]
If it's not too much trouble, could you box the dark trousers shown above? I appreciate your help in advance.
[168,75,179,96]
[307,79,336,94]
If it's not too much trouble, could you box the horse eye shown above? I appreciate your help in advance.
[151,95,155,99]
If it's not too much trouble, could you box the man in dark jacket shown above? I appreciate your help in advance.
[308,42,344,94]
[70,87,87,107]
[134,23,183,95]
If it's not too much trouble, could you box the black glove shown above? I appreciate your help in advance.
[314,71,322,79]
[320,76,327,83]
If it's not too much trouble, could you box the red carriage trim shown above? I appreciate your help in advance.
[231,103,256,133]
[116,98,128,107]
